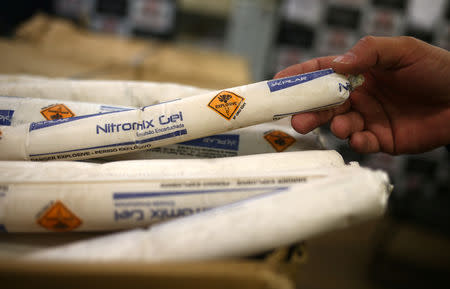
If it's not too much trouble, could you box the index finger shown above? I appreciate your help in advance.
[291,99,351,134]
[274,56,337,79]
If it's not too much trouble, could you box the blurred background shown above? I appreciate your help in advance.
[0,1,449,288]
[2,0,450,81]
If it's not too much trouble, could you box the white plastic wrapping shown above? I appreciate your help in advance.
[0,151,345,232]
[0,69,352,161]
[0,76,209,107]
[22,167,390,263]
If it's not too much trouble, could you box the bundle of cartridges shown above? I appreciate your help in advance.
[0,69,389,263]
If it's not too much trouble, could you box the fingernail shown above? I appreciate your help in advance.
[333,52,356,64]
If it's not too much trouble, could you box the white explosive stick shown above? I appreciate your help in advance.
[0,96,322,159]
[23,167,390,263]
[0,151,345,232]
[0,69,354,161]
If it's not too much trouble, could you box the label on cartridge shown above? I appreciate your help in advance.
[28,108,188,161]
[263,130,296,152]
[208,91,245,120]
[267,68,334,92]
[0,110,14,126]
[40,104,75,121]
[28,131,186,161]
[37,201,82,232]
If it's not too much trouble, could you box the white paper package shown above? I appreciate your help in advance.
[0,150,345,232]
[0,96,322,159]
[0,76,210,107]
[22,167,390,263]
[0,69,353,161]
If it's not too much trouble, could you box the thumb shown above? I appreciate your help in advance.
[331,36,423,75]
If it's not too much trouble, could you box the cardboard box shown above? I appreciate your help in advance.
[0,260,296,289]
[4,13,250,89]
[0,234,305,289]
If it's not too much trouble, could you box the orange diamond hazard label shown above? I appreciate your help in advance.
[37,201,82,232]
[208,91,244,120]
[40,104,75,120]
[264,130,296,152]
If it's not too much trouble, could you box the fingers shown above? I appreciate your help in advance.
[275,36,424,78]
[292,108,383,153]
[348,88,395,153]
[274,56,337,79]
[291,100,351,134]
[290,91,390,154]
[330,111,364,139]
[330,111,381,153]
[291,112,321,134]
[292,109,383,153]
[331,36,423,74]
[349,131,381,153]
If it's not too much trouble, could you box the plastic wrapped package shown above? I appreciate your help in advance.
[21,166,391,263]
[0,151,346,232]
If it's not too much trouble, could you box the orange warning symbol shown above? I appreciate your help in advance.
[40,104,75,120]
[264,130,296,152]
[37,201,82,232]
[208,91,244,120]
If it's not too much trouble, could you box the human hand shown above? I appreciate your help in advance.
[275,36,450,155]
